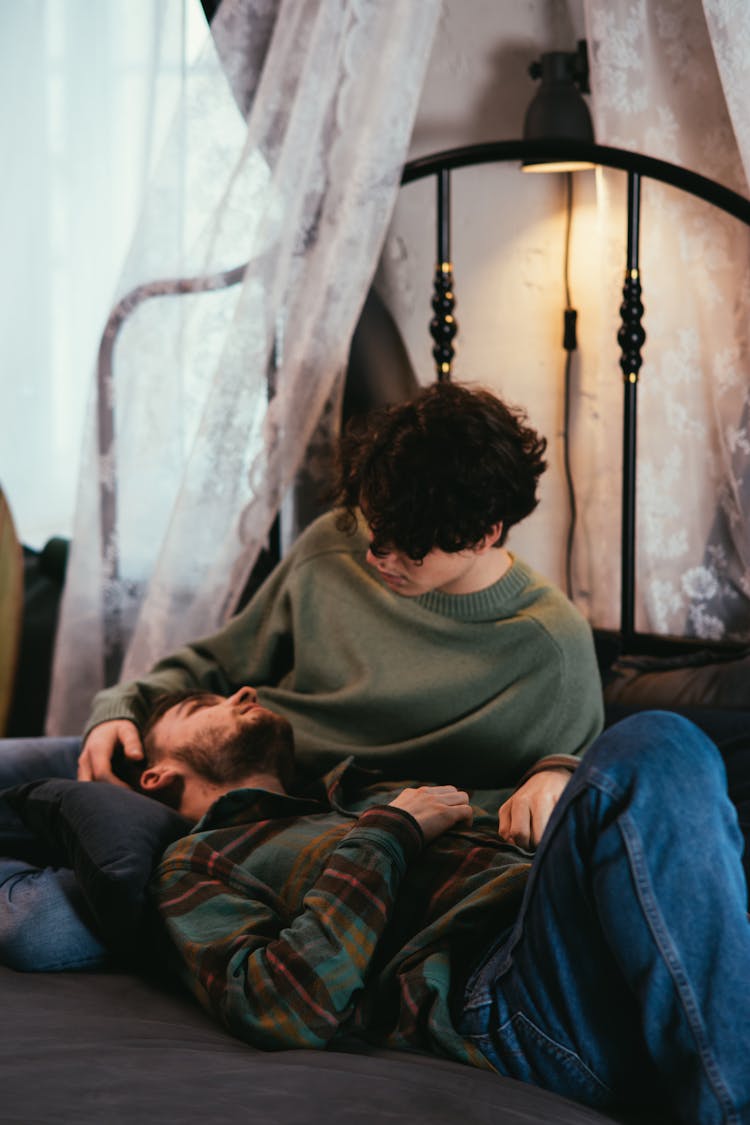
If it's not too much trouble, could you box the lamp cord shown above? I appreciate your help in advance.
[562,171,577,601]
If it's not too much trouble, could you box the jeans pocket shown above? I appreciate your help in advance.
[480,1010,614,1109]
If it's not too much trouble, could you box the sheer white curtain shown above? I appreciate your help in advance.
[578,0,750,640]
[47,0,441,735]
[0,0,206,550]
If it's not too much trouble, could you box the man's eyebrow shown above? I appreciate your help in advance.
[172,696,211,719]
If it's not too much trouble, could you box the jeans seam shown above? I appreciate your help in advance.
[501,1011,614,1099]
[617,804,740,1123]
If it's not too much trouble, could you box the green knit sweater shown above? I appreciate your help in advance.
[85,511,604,788]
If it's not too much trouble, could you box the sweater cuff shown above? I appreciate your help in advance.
[82,704,141,745]
[516,754,580,787]
[354,805,425,864]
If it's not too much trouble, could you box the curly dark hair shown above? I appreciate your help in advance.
[333,382,547,557]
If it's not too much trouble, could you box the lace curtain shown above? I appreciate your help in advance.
[0,0,205,550]
[578,0,750,640]
[47,0,440,734]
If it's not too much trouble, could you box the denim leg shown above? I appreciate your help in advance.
[460,712,750,1125]
[0,736,107,971]
[0,736,81,787]
[0,858,109,970]
[0,736,80,857]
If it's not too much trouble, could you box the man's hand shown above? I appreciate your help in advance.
[389,785,473,844]
[498,768,572,851]
[77,719,144,785]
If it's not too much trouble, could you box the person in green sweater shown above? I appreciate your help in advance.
[1,381,604,972]
[79,381,603,850]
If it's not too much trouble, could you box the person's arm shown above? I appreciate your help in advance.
[153,788,471,1050]
[77,643,239,783]
[543,609,605,761]
[78,551,300,783]
[497,604,603,849]
[494,620,595,849]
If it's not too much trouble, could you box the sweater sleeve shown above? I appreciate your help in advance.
[542,608,604,763]
[152,807,423,1050]
[82,545,300,740]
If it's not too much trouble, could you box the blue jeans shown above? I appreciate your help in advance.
[0,736,109,970]
[460,712,750,1125]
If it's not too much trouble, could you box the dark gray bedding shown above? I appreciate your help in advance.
[0,965,648,1125]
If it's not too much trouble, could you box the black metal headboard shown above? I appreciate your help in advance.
[400,138,750,652]
[95,139,750,673]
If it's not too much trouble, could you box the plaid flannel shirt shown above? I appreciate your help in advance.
[152,759,533,1068]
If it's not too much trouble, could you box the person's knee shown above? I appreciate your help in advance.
[582,710,725,796]
[0,861,108,972]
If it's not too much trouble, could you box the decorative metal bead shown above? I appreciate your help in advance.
[430,261,457,381]
[618,267,646,382]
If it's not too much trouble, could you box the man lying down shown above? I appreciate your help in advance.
[136,686,749,1125]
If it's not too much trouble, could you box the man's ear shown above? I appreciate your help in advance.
[139,763,183,794]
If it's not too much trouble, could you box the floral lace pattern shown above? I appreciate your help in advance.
[582,0,750,641]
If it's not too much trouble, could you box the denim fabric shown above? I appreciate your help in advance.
[0,736,80,785]
[0,736,80,856]
[460,712,750,1125]
[0,736,108,970]
[0,858,109,970]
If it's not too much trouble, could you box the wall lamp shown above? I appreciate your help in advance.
[522,40,595,172]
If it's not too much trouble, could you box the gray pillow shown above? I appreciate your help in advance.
[2,778,190,957]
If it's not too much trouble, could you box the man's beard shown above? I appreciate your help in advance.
[179,711,295,789]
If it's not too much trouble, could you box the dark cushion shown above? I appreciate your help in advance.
[603,647,750,710]
[2,778,190,957]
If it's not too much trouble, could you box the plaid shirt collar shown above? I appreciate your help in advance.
[193,755,382,831]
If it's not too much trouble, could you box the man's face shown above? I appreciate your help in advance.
[150,687,294,787]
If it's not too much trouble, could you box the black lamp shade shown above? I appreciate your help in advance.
[522,51,595,171]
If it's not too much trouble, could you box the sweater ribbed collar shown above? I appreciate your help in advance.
[415,554,532,622]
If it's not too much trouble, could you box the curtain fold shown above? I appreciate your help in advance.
[580,0,750,641]
[0,0,203,551]
[47,0,440,735]
[702,0,750,190]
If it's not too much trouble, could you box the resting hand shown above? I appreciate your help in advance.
[498,768,572,851]
[389,785,473,844]
[77,719,143,786]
